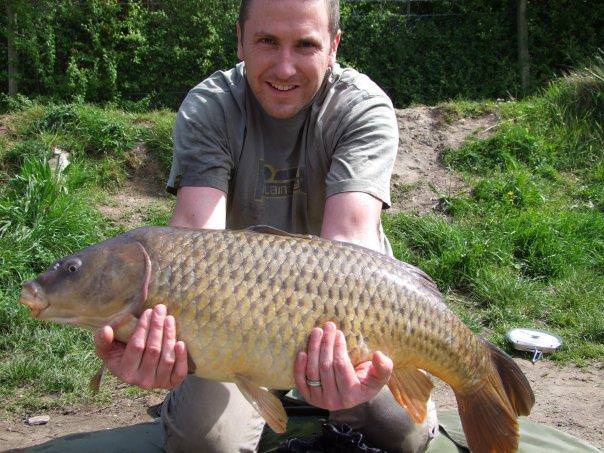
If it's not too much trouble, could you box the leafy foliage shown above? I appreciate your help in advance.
[1,0,602,108]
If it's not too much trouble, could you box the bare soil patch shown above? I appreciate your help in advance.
[96,143,171,229]
[391,106,498,214]
[0,388,166,451]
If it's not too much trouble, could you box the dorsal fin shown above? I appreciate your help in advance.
[244,225,440,296]
[245,225,314,240]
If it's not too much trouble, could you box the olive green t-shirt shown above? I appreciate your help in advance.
[167,62,397,243]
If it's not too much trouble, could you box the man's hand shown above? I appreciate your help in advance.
[94,304,189,390]
[294,322,393,411]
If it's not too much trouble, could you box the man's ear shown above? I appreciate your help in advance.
[236,21,244,61]
[329,29,342,66]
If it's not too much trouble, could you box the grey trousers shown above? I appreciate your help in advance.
[161,376,437,453]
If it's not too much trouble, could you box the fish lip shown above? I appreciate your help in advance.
[19,280,49,318]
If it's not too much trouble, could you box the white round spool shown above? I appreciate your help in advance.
[506,328,562,363]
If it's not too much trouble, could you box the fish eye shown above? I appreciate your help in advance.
[64,259,82,273]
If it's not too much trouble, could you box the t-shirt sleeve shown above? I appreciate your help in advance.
[324,95,398,208]
[166,91,233,195]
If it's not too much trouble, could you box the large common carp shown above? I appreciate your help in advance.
[19,226,534,452]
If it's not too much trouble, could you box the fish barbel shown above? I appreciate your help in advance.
[19,226,534,452]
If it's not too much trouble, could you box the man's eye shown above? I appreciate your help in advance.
[259,37,275,45]
[298,41,316,49]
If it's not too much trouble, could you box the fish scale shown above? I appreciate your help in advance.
[19,225,534,452]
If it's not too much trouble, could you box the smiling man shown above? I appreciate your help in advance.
[94,0,437,451]
[236,0,340,120]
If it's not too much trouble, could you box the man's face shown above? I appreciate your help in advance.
[237,0,341,119]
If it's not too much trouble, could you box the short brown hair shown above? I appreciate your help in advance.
[238,0,340,38]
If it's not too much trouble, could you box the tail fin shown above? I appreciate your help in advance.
[483,339,534,416]
[454,340,534,453]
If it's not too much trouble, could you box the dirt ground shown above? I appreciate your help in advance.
[2,106,602,451]
[1,359,602,450]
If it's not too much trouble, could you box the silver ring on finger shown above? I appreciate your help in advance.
[306,377,322,388]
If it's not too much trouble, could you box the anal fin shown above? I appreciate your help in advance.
[234,373,288,433]
[388,365,434,424]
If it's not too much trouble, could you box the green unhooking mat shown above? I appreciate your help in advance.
[258,411,601,453]
[428,411,601,453]
[12,410,601,452]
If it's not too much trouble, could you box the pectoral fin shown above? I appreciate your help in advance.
[111,313,140,344]
[90,313,140,393]
[234,373,287,433]
[89,365,105,393]
[388,365,434,423]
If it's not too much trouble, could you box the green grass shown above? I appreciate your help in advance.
[436,99,496,123]
[0,157,108,411]
[385,56,604,362]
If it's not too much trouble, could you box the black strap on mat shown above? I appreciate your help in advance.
[276,422,385,453]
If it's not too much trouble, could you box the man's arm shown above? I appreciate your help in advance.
[170,187,227,229]
[94,187,227,389]
[294,192,394,411]
[320,192,383,251]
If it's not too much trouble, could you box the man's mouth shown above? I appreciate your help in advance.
[267,81,298,92]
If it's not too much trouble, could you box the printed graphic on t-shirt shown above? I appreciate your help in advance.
[254,160,306,200]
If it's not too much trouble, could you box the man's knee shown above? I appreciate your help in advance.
[329,388,437,453]
[161,377,265,452]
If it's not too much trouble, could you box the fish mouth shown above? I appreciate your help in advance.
[19,280,49,318]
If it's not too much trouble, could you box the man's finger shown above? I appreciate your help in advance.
[94,325,115,358]
[121,308,152,375]
[332,330,357,392]
[318,323,338,403]
[365,351,393,389]
[155,314,177,387]
[305,327,323,399]
[170,341,189,388]
[138,305,167,384]
[293,351,311,402]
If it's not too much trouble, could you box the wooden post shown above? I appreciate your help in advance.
[6,0,18,96]
[517,0,530,92]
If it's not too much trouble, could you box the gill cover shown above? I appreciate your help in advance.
[94,237,152,315]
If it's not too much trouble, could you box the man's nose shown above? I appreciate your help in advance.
[273,48,297,80]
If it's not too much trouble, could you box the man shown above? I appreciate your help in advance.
[95,0,437,451]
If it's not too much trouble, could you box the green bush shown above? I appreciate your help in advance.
[33,104,139,156]
[0,94,35,114]
[4,1,602,108]
[143,112,176,174]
